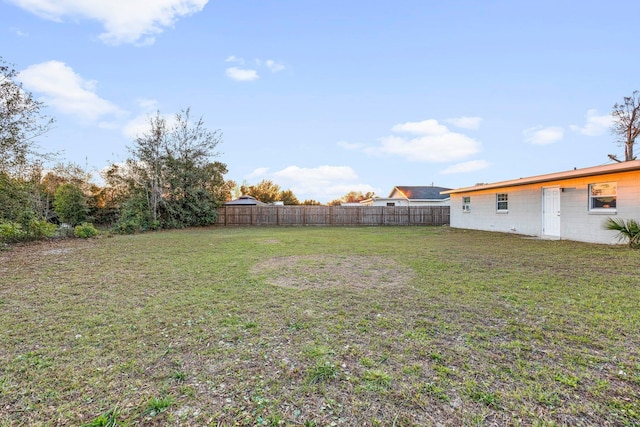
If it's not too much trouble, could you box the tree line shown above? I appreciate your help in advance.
[0,56,368,243]
[2,54,640,243]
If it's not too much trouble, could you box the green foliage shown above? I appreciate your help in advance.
[466,381,500,408]
[604,217,640,248]
[54,183,88,226]
[81,407,123,427]
[307,362,338,384]
[142,396,173,417]
[113,193,148,234]
[0,219,56,243]
[362,369,392,391]
[26,219,57,239]
[106,108,226,230]
[0,57,54,175]
[0,172,29,221]
[0,221,24,242]
[74,222,99,238]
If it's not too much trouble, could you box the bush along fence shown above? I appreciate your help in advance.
[215,205,450,226]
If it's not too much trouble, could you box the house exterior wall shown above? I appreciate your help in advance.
[449,170,640,244]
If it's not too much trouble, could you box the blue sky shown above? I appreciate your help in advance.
[2,0,638,203]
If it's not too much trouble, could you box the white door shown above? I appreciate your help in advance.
[543,188,561,237]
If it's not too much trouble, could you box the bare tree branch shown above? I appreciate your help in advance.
[611,90,640,161]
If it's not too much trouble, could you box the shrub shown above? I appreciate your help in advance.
[0,221,25,243]
[114,219,141,235]
[604,217,640,248]
[25,220,57,239]
[74,222,99,239]
[54,183,88,226]
[0,220,56,242]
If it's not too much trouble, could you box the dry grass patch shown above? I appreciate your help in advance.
[251,254,414,290]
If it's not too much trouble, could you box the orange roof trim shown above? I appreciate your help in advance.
[442,161,640,195]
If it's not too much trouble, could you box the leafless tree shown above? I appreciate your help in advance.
[609,90,640,162]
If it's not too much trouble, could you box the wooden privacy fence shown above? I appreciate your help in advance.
[215,205,450,226]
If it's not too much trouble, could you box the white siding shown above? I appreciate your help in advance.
[450,170,640,245]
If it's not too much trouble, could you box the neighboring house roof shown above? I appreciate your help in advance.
[224,195,268,205]
[442,161,640,195]
[390,186,452,200]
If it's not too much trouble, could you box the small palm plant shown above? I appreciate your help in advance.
[604,217,640,248]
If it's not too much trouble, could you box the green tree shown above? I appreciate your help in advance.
[107,108,227,230]
[0,57,54,176]
[609,90,640,162]
[302,199,323,205]
[128,112,167,224]
[53,183,88,226]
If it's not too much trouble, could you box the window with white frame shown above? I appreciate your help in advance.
[496,193,508,211]
[462,196,471,212]
[589,182,616,210]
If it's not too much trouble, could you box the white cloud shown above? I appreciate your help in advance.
[441,160,490,174]
[445,116,482,130]
[523,126,564,145]
[264,59,285,73]
[122,106,175,140]
[337,141,366,150]
[570,109,613,136]
[225,67,259,82]
[245,165,374,202]
[135,98,160,111]
[224,57,285,80]
[11,27,29,37]
[122,115,152,140]
[366,119,480,162]
[245,167,270,180]
[19,60,124,121]
[7,0,208,45]
[273,165,358,182]
[391,119,449,135]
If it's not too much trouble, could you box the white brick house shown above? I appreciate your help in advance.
[442,161,640,244]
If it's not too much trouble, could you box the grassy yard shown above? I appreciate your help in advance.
[1,226,639,426]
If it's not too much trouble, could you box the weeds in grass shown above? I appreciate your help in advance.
[360,357,375,368]
[362,369,392,391]
[243,320,258,329]
[142,396,173,417]
[554,372,579,388]
[466,381,500,408]
[172,370,186,382]
[304,344,334,359]
[422,382,450,402]
[287,319,306,331]
[307,362,338,385]
[81,407,122,427]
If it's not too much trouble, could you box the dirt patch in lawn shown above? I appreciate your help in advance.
[251,254,414,290]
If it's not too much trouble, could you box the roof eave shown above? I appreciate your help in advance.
[442,161,640,195]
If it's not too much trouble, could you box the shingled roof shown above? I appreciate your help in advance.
[224,195,268,205]
[390,186,451,200]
